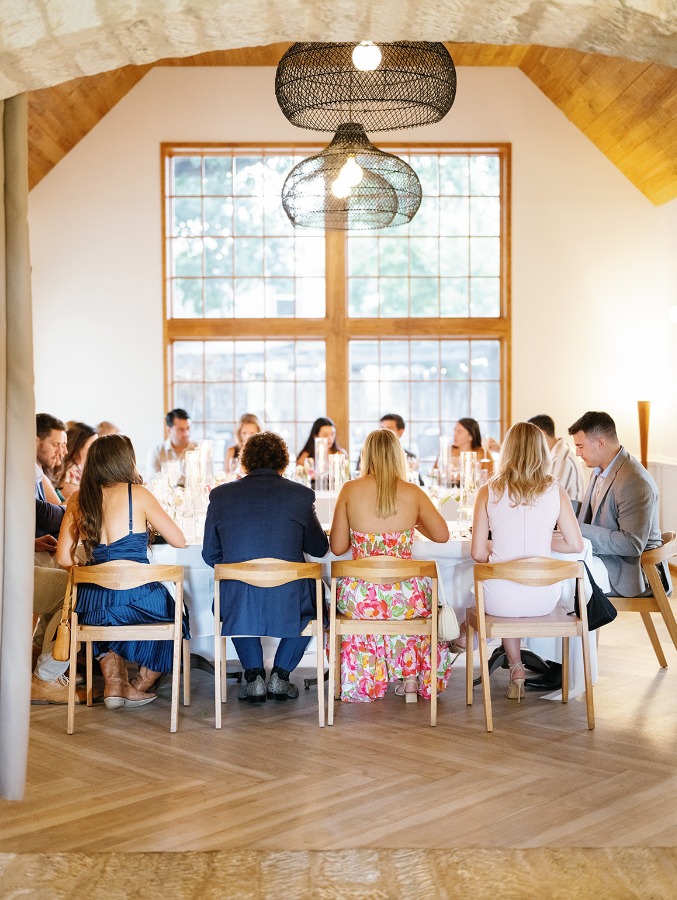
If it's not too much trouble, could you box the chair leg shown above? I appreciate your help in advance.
[561,637,569,703]
[327,629,337,727]
[85,640,93,707]
[316,627,325,728]
[478,635,493,732]
[221,637,228,701]
[170,636,181,734]
[465,620,474,706]
[639,612,668,668]
[182,639,191,706]
[430,628,437,728]
[67,616,79,735]
[214,618,222,730]
[580,633,595,730]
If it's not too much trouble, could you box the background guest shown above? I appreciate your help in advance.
[96,420,121,436]
[224,413,262,467]
[528,414,585,503]
[330,428,453,703]
[470,422,583,701]
[203,431,329,703]
[35,413,67,563]
[147,407,197,476]
[297,416,347,467]
[56,421,98,499]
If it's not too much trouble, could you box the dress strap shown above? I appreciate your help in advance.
[127,482,133,533]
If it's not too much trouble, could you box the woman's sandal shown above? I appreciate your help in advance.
[395,676,418,703]
[506,662,526,702]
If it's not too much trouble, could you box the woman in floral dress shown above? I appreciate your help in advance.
[330,428,453,702]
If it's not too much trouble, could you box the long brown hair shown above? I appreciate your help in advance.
[490,421,554,507]
[360,428,407,518]
[74,434,142,561]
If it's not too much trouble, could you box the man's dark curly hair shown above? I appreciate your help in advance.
[241,431,289,473]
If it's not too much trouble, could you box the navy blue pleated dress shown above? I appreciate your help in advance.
[75,484,190,672]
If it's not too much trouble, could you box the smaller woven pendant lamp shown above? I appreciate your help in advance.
[281,123,422,231]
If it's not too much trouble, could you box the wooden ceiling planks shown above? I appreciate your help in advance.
[26,42,677,204]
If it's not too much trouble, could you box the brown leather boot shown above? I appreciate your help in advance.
[130,666,162,693]
[99,651,157,709]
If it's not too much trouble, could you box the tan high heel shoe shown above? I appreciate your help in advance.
[395,676,418,703]
[506,662,525,703]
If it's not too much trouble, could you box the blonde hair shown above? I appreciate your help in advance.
[490,421,554,507]
[236,413,262,446]
[360,428,407,518]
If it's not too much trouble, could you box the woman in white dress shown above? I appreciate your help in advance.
[471,421,583,700]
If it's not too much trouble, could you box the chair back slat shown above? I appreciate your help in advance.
[474,557,583,587]
[641,531,677,567]
[330,557,437,582]
[72,560,183,591]
[214,558,322,588]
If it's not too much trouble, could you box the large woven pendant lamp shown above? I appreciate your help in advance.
[281,123,422,231]
[275,41,457,133]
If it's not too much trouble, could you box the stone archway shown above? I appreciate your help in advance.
[2,0,676,98]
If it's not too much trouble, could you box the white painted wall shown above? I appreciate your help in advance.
[29,66,677,483]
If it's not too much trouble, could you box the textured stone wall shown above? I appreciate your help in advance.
[0,0,675,98]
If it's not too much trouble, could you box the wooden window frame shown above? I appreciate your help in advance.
[162,142,511,452]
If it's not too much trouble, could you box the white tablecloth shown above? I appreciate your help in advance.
[151,535,608,698]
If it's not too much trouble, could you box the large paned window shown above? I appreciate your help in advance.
[163,144,510,465]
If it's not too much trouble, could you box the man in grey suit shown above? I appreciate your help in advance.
[568,410,664,597]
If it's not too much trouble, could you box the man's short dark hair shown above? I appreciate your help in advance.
[380,413,405,431]
[36,413,66,439]
[527,414,556,438]
[568,411,618,441]
[241,431,289,473]
[166,408,190,427]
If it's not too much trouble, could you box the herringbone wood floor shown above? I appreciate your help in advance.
[3,611,677,853]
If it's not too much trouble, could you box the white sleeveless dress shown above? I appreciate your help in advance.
[484,481,561,616]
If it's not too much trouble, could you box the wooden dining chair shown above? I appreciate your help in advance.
[466,557,594,732]
[213,559,325,728]
[67,561,188,734]
[610,531,677,667]
[328,557,440,726]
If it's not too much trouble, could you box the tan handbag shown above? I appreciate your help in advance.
[52,570,74,662]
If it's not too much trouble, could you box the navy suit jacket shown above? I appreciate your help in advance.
[202,469,329,637]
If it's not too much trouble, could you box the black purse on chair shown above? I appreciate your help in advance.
[573,561,617,631]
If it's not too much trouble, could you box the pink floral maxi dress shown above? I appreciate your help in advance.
[336,529,453,702]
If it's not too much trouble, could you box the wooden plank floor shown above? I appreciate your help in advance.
[3,611,677,853]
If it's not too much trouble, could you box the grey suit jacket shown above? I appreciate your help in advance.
[578,447,662,597]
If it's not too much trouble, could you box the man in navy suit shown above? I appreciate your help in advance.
[203,431,329,703]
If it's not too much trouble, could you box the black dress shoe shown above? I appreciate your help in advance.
[238,667,267,703]
[525,661,562,691]
[267,665,299,701]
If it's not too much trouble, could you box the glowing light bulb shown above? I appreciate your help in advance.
[352,41,382,71]
[340,156,363,188]
[331,177,351,199]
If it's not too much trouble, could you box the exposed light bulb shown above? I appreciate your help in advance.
[331,177,351,199]
[352,41,382,71]
[339,156,363,188]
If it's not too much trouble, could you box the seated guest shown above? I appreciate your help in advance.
[31,565,82,704]
[330,428,453,702]
[35,413,67,565]
[568,410,666,597]
[224,413,262,467]
[356,413,419,473]
[56,422,97,500]
[471,422,583,700]
[57,435,189,709]
[436,417,494,478]
[96,420,121,436]
[296,416,348,468]
[202,431,329,703]
[147,407,197,476]
[528,414,585,503]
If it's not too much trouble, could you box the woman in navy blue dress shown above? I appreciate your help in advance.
[57,435,188,709]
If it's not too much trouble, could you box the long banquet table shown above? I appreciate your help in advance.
[150,530,609,701]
